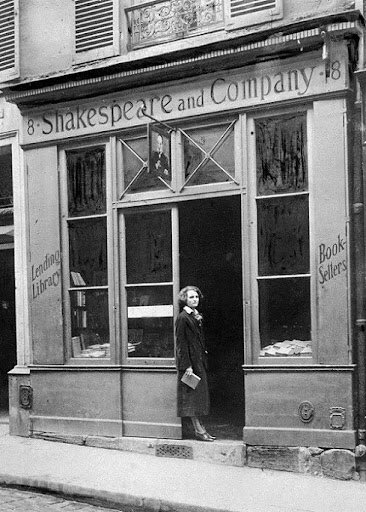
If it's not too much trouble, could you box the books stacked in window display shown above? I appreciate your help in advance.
[80,343,110,358]
[260,340,312,357]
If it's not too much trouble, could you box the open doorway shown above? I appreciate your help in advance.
[0,249,16,419]
[179,196,244,440]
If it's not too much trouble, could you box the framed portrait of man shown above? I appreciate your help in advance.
[148,124,171,182]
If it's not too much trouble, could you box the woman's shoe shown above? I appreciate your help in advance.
[204,432,216,440]
[200,425,216,440]
[195,431,214,442]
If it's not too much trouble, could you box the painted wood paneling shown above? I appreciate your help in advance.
[243,367,355,448]
[30,369,122,436]
[121,369,181,439]
[27,146,64,364]
[312,99,349,364]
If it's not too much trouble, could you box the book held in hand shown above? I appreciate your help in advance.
[181,372,201,389]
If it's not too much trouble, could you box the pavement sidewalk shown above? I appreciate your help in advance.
[0,423,366,512]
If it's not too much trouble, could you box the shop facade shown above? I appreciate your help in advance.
[7,30,364,456]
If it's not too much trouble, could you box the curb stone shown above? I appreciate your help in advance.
[0,474,230,512]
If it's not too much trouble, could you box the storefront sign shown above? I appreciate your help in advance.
[318,234,347,285]
[22,46,348,145]
[31,250,61,300]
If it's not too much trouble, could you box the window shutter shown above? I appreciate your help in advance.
[225,0,283,30]
[0,0,19,82]
[74,0,119,64]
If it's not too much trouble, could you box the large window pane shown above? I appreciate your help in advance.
[256,114,307,196]
[70,289,110,358]
[120,137,167,194]
[122,137,148,189]
[69,218,107,286]
[127,286,173,357]
[183,123,235,185]
[67,147,106,216]
[128,317,174,358]
[125,210,172,283]
[127,285,172,306]
[259,277,311,356]
[257,195,309,276]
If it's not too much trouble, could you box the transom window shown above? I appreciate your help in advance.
[180,121,237,189]
[119,134,173,197]
[118,120,239,196]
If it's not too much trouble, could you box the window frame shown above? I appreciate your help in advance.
[246,107,316,366]
[114,115,241,206]
[0,0,19,83]
[59,140,115,365]
[73,0,120,65]
[119,203,179,367]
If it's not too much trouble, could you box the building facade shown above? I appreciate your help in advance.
[3,0,366,476]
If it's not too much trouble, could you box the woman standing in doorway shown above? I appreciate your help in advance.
[176,286,215,441]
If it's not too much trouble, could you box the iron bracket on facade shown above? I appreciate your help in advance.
[141,107,176,133]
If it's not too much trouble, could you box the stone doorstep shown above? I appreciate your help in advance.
[30,431,360,480]
[31,432,246,468]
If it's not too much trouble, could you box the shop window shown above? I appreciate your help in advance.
[257,195,309,276]
[69,218,107,286]
[124,210,174,358]
[67,147,106,217]
[0,0,19,82]
[119,135,173,196]
[74,0,120,64]
[66,147,110,359]
[255,113,311,358]
[181,121,238,189]
[225,0,283,31]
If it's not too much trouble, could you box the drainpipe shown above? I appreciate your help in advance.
[354,61,366,479]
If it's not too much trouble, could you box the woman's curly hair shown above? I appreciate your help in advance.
[178,286,203,307]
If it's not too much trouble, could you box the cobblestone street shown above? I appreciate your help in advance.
[0,487,120,511]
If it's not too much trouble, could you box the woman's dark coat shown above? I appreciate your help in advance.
[175,309,210,417]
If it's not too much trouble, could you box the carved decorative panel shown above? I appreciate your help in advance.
[126,0,224,48]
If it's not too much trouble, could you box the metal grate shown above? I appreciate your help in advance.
[230,0,276,19]
[0,0,15,72]
[156,444,193,459]
[75,0,114,54]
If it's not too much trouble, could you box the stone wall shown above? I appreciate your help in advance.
[247,446,358,480]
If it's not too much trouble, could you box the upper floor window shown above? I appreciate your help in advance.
[74,0,120,64]
[225,0,283,30]
[0,0,19,82]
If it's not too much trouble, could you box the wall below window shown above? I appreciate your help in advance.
[243,366,356,449]
[28,369,123,437]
